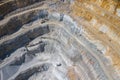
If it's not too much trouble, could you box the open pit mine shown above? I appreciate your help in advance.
[0,0,120,80]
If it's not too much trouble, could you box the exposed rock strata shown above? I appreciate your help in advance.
[0,0,120,80]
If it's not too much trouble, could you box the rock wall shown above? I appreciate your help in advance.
[0,0,120,80]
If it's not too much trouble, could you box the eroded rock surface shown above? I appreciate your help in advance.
[0,0,120,80]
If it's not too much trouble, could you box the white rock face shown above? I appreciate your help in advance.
[0,0,119,80]
[99,24,108,33]
[116,9,120,17]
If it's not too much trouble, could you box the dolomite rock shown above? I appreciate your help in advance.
[0,0,120,80]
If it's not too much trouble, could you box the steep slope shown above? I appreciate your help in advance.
[0,0,120,80]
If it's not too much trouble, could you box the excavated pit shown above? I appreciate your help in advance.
[0,0,120,80]
[0,10,109,80]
